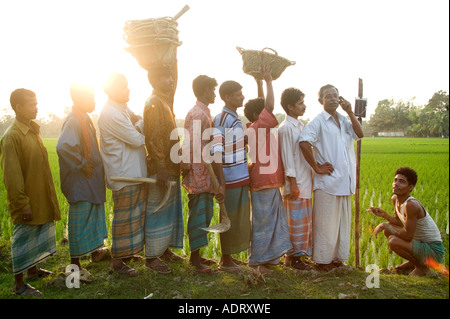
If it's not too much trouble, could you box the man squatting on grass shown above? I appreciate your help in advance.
[244,65,293,274]
[368,166,445,276]
[1,89,61,296]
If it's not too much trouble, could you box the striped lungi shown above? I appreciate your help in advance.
[312,189,351,264]
[11,222,56,275]
[145,176,184,258]
[187,193,214,252]
[111,184,147,259]
[220,186,251,255]
[283,197,313,257]
[68,202,108,258]
[249,188,293,266]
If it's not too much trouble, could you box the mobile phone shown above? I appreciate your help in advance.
[339,96,344,105]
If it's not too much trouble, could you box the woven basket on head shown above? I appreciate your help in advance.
[124,17,180,46]
[236,47,296,80]
[123,4,190,71]
[124,17,182,70]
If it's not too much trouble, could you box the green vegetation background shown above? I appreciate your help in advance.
[0,137,448,299]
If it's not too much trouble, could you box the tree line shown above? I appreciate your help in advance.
[368,90,449,138]
[1,90,448,138]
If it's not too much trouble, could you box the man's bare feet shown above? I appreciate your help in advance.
[250,265,273,275]
[409,266,429,277]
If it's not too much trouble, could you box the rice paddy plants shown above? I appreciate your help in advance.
[348,137,449,269]
[0,137,448,269]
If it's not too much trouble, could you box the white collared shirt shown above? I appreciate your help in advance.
[98,98,147,191]
[299,111,360,196]
[278,115,313,198]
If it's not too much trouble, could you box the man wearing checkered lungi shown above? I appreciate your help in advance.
[99,73,148,276]
[278,87,313,270]
[57,83,109,282]
[1,89,61,296]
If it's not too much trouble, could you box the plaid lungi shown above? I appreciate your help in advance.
[11,222,56,275]
[111,184,147,258]
[187,193,214,252]
[249,188,293,266]
[145,176,184,258]
[220,186,251,255]
[68,202,108,258]
[283,197,313,257]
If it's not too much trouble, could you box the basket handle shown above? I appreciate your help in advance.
[262,47,278,56]
[173,5,190,20]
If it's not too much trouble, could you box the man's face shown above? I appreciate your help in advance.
[319,87,340,114]
[289,98,306,118]
[156,74,174,94]
[16,95,38,121]
[205,86,216,105]
[392,174,414,195]
[76,90,96,113]
[111,78,130,104]
[226,90,245,108]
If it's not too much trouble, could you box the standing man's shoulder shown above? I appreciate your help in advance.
[1,121,23,148]
[60,112,79,129]
[277,119,291,134]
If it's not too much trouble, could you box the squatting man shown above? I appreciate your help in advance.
[368,166,444,276]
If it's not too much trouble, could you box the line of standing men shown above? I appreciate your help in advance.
[1,63,364,296]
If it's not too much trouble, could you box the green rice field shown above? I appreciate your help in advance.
[0,137,448,270]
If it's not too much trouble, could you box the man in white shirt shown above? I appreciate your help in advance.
[299,84,363,271]
[278,87,313,270]
[98,73,147,276]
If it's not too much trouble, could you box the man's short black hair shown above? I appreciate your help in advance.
[10,88,36,110]
[395,166,418,186]
[244,98,265,123]
[219,80,242,101]
[280,87,304,114]
[192,75,218,99]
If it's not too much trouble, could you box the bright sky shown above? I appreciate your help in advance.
[0,0,448,121]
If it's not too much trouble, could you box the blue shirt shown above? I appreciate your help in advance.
[211,107,249,188]
[56,112,106,204]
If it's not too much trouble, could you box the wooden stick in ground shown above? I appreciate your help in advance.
[354,78,363,269]
[201,163,231,233]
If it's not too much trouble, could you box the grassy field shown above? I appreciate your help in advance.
[0,137,448,300]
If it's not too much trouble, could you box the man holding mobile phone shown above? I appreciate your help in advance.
[299,84,363,271]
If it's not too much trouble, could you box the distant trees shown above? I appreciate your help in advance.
[2,91,448,138]
[0,110,66,137]
[368,91,449,138]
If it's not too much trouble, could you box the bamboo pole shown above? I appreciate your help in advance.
[354,78,363,269]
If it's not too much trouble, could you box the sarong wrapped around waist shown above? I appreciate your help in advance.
[111,184,147,258]
[220,186,251,255]
[11,222,56,275]
[68,202,108,258]
[283,197,313,257]
[187,193,214,252]
[144,176,184,258]
[249,188,292,265]
[412,240,445,265]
